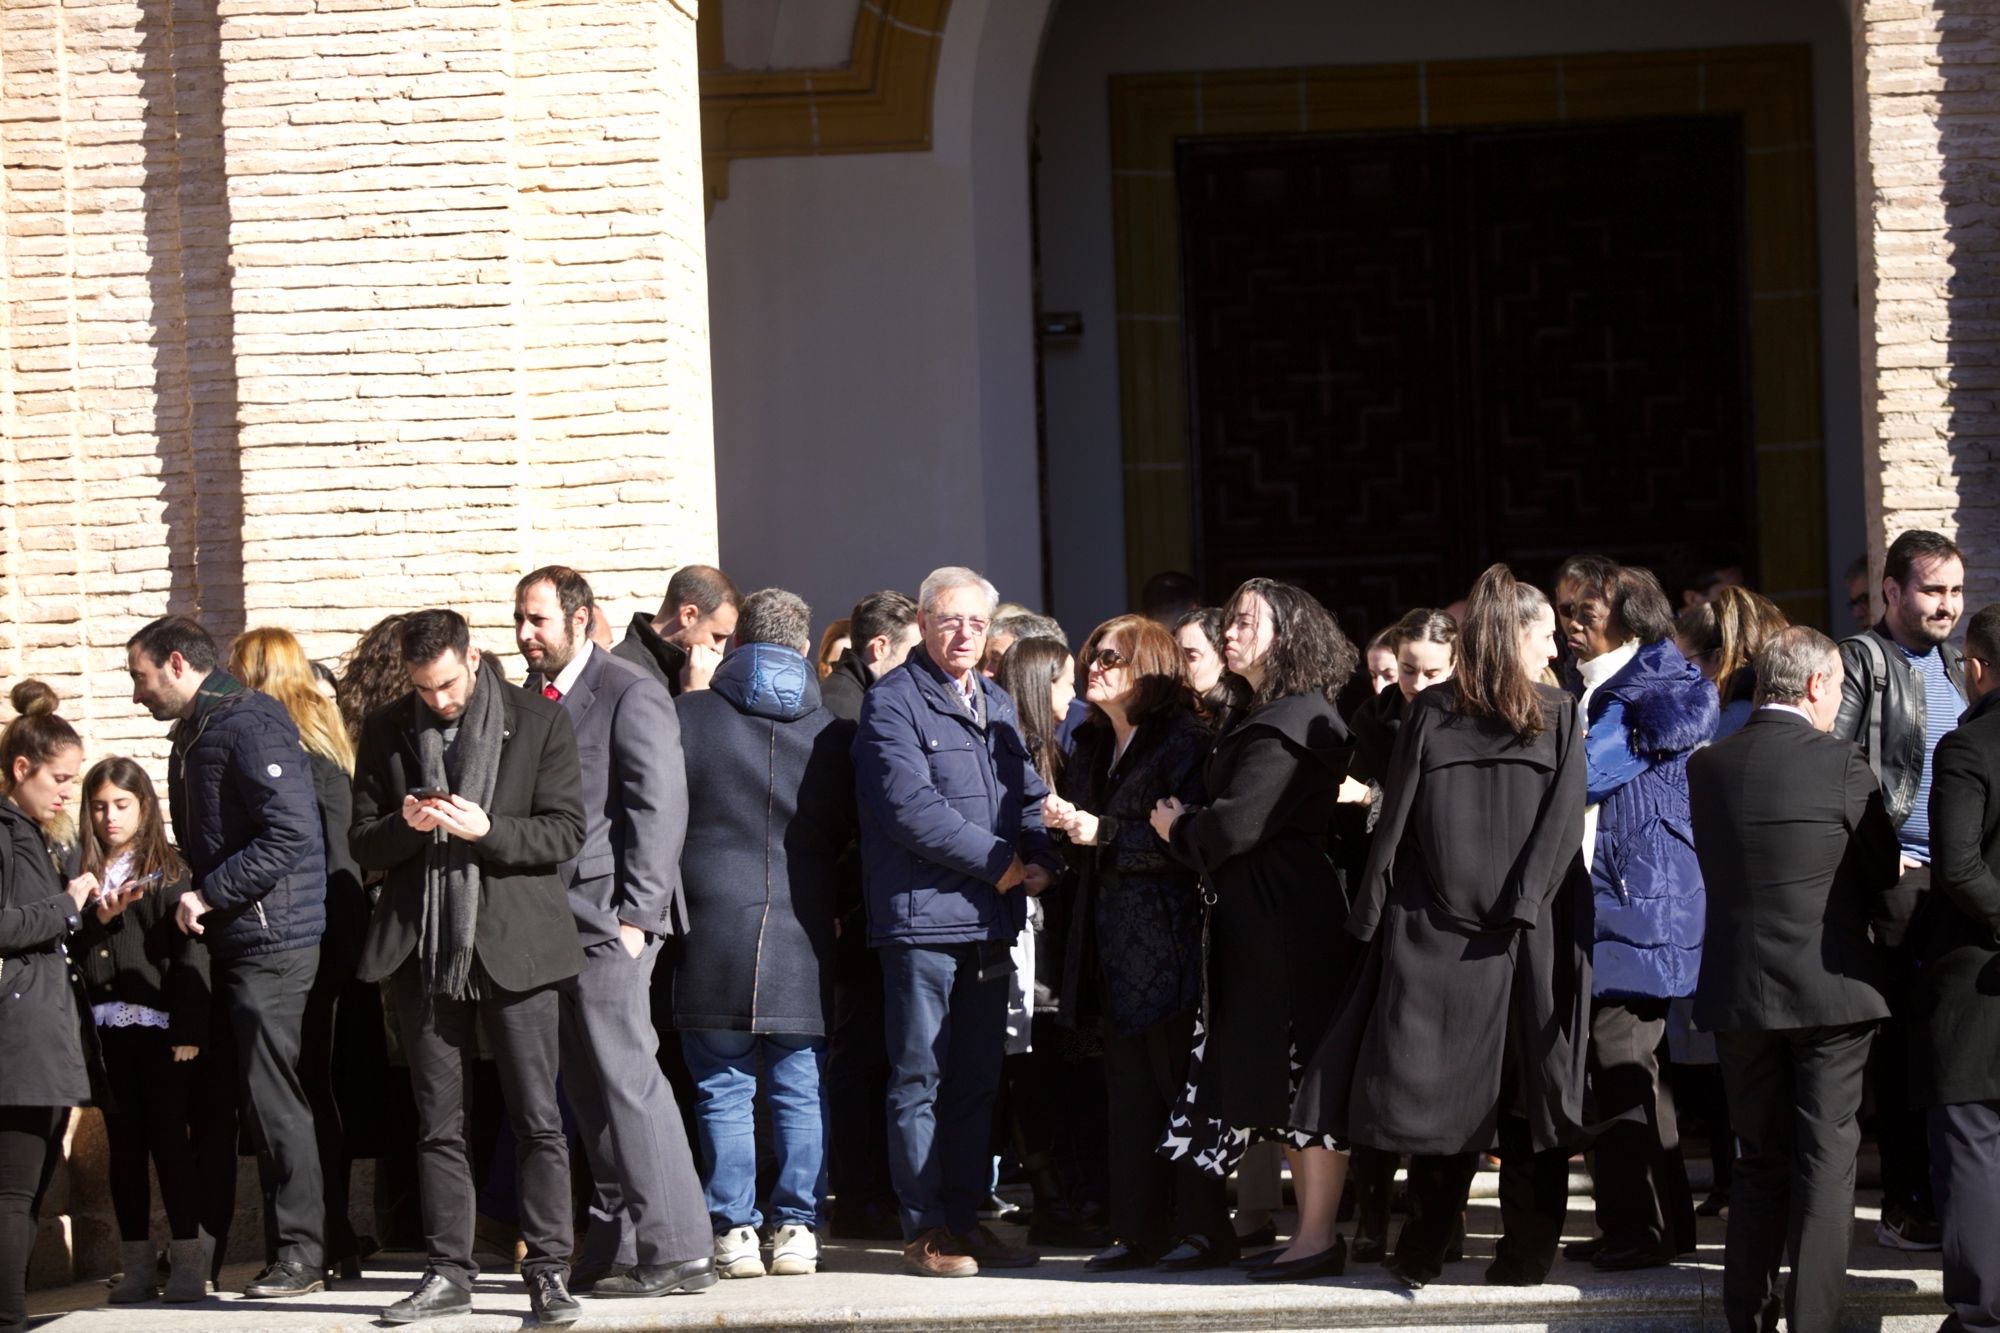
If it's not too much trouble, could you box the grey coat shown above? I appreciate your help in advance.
[530,644,689,943]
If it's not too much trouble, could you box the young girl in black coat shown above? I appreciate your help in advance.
[76,757,208,1305]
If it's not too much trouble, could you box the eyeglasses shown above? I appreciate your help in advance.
[1087,647,1128,670]
[931,616,990,636]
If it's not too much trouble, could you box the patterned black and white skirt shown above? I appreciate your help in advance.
[1157,1017,1341,1177]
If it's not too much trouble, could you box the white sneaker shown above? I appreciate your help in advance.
[714,1225,765,1278]
[769,1223,818,1276]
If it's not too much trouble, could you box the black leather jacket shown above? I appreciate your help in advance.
[1834,622,1965,829]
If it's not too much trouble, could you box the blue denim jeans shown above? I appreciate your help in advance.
[879,942,1009,1239]
[680,1030,824,1232]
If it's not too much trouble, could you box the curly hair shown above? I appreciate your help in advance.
[1224,579,1358,706]
[335,614,410,741]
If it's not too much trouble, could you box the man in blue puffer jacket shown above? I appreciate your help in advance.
[128,615,327,1298]
[853,566,1063,1278]
[1555,559,1717,1274]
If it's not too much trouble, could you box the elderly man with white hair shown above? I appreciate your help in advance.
[852,566,1064,1277]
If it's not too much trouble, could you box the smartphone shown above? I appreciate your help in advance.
[411,785,450,801]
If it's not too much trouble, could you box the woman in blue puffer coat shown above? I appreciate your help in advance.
[1554,559,1716,1272]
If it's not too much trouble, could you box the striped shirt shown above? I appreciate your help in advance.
[1896,641,1964,862]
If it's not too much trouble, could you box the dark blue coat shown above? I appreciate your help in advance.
[669,644,856,1034]
[1583,640,1718,1000]
[168,673,326,962]
[853,645,1060,947]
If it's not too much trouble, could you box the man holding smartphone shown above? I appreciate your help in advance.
[350,609,587,1326]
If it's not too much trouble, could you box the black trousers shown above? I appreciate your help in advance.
[826,955,898,1220]
[1931,1099,2000,1332]
[1588,997,1695,1253]
[1870,927,1934,1219]
[299,959,355,1260]
[1491,1112,1571,1278]
[99,1025,200,1241]
[1102,1007,1229,1254]
[0,1106,64,1329]
[214,946,325,1270]
[389,962,569,1288]
[1716,1023,1874,1333]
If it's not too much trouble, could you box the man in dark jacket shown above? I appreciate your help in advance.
[127,615,328,1299]
[671,589,857,1279]
[350,609,587,1327]
[516,567,712,1299]
[819,588,920,1240]
[613,563,740,697]
[1689,626,1900,1333]
[1919,602,2000,1331]
[1833,527,1966,1249]
[853,566,1062,1277]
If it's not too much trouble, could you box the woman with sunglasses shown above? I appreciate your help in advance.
[1041,617,1219,1272]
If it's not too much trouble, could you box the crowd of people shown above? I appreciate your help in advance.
[0,537,1995,1333]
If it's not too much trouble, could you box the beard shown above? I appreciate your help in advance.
[1898,604,1957,648]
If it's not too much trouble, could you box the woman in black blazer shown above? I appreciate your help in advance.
[0,683,102,1333]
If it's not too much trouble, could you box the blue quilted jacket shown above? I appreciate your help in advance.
[1584,640,1718,1000]
[168,673,326,962]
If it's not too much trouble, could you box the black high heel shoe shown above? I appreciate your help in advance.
[1244,1234,1347,1283]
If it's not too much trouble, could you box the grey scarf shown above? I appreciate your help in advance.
[416,658,506,999]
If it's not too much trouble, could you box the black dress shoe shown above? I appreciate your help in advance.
[1386,1260,1430,1290]
[1244,1236,1347,1283]
[1591,1243,1675,1272]
[1156,1234,1237,1272]
[1084,1241,1156,1272]
[566,1264,611,1294]
[528,1271,580,1326]
[382,1272,472,1323]
[243,1260,325,1299]
[1562,1236,1604,1262]
[588,1256,719,1298]
[1485,1257,1549,1286]
[1232,1219,1278,1249]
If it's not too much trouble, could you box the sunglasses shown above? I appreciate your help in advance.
[1087,647,1128,670]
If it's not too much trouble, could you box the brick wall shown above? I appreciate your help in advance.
[1855,0,2000,602]
[2,0,714,1283]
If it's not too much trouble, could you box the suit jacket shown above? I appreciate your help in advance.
[1913,686,2000,1106]
[350,674,587,993]
[528,644,688,943]
[1688,707,1900,1032]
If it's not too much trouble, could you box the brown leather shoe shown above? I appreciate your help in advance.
[954,1223,1039,1269]
[903,1228,978,1278]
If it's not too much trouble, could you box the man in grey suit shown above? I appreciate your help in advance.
[515,566,714,1298]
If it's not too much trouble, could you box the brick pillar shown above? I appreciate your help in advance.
[1854,0,2000,603]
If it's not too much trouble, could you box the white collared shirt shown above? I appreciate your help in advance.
[1577,638,1641,871]
[546,640,593,700]
[1758,701,1813,724]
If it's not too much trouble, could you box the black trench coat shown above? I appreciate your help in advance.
[1293,681,1591,1156]
[1167,691,1350,1129]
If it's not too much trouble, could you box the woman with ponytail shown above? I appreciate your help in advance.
[229,628,374,1277]
[1292,565,1592,1290]
[0,683,101,1333]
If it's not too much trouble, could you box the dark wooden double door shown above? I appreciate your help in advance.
[1178,118,1752,638]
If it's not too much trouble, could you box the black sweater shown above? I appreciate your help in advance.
[74,863,209,1047]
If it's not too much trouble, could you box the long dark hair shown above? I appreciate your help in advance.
[335,614,409,741]
[995,637,1072,788]
[1225,579,1358,706]
[1457,563,1551,742]
[80,756,185,890]
[1174,607,1245,724]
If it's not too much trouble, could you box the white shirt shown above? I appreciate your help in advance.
[1758,702,1813,724]
[545,640,593,700]
[1577,638,1641,872]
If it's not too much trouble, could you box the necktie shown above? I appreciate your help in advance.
[543,684,561,701]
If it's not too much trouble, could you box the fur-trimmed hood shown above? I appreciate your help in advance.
[1595,639,1718,759]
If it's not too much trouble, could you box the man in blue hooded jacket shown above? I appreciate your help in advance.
[853,566,1062,1277]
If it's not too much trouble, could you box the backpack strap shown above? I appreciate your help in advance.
[1853,631,1891,786]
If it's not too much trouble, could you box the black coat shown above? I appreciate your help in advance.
[350,674,587,993]
[0,801,96,1107]
[1294,683,1590,1155]
[75,862,208,1047]
[612,613,690,698]
[1167,691,1350,1128]
[309,752,369,979]
[1688,708,1898,1034]
[1054,708,1210,1036]
[820,649,870,724]
[666,644,857,1034]
[1913,687,2000,1107]
[168,673,326,961]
